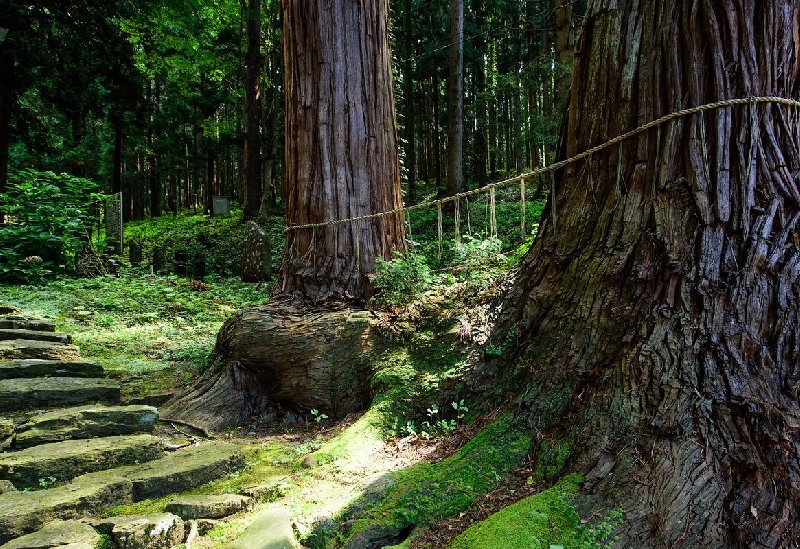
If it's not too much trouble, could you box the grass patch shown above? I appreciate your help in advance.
[0,269,268,390]
[304,414,531,548]
[448,474,582,549]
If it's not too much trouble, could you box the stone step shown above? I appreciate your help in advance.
[0,434,164,489]
[0,317,56,332]
[0,339,81,362]
[166,493,252,520]
[0,474,131,544]
[0,519,100,549]
[0,377,120,412]
[0,329,71,344]
[118,440,246,501]
[92,513,185,549]
[0,441,244,543]
[11,404,158,449]
[0,359,106,380]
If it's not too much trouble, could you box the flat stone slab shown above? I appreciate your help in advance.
[0,377,120,412]
[119,441,245,501]
[0,519,100,549]
[166,493,252,519]
[0,318,56,332]
[0,359,105,380]
[0,441,245,543]
[0,474,132,544]
[228,507,300,549]
[0,339,81,362]
[0,434,164,488]
[93,513,185,549]
[0,329,72,344]
[13,404,159,449]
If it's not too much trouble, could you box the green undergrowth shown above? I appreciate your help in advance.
[0,270,267,387]
[124,208,284,278]
[305,414,531,548]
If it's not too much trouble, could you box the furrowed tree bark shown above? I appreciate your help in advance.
[280,0,406,302]
[492,1,800,546]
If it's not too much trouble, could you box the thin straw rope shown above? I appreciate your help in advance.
[520,178,526,237]
[437,203,443,259]
[285,96,800,233]
[454,198,461,243]
[489,187,497,238]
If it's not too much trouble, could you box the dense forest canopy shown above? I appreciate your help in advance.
[0,0,584,222]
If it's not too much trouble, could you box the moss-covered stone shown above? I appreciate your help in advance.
[0,519,100,549]
[0,329,72,344]
[0,339,81,362]
[0,474,133,544]
[0,359,105,380]
[100,513,185,549]
[165,493,252,519]
[447,474,582,549]
[0,434,164,488]
[0,377,120,412]
[13,404,158,448]
[116,440,245,501]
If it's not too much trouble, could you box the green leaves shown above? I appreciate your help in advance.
[0,169,105,282]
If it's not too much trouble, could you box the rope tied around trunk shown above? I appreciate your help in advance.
[284,96,800,234]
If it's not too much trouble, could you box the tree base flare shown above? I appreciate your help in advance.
[162,299,382,432]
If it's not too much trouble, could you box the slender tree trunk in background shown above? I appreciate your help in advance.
[493,1,800,546]
[0,49,12,224]
[242,0,262,220]
[112,116,122,196]
[432,72,442,194]
[281,0,406,302]
[473,0,487,187]
[403,0,417,204]
[553,0,573,108]
[446,0,464,198]
[205,149,216,215]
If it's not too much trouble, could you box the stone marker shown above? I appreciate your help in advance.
[166,493,252,519]
[0,519,100,549]
[241,221,271,282]
[129,239,143,266]
[228,507,300,549]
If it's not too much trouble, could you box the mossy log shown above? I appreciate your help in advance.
[162,299,382,431]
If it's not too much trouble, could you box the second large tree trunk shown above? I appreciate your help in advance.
[494,1,800,547]
[280,0,406,302]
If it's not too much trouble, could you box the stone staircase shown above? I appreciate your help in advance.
[0,309,252,549]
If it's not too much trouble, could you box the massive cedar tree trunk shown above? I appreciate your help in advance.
[280,0,406,302]
[493,1,800,546]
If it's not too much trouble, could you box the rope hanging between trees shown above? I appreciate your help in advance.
[454,198,461,244]
[437,203,443,259]
[283,96,800,234]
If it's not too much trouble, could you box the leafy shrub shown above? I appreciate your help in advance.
[372,252,434,308]
[0,169,105,282]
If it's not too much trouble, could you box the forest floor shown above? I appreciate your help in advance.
[0,270,512,547]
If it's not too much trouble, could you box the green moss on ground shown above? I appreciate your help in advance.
[448,474,582,549]
[316,414,530,548]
